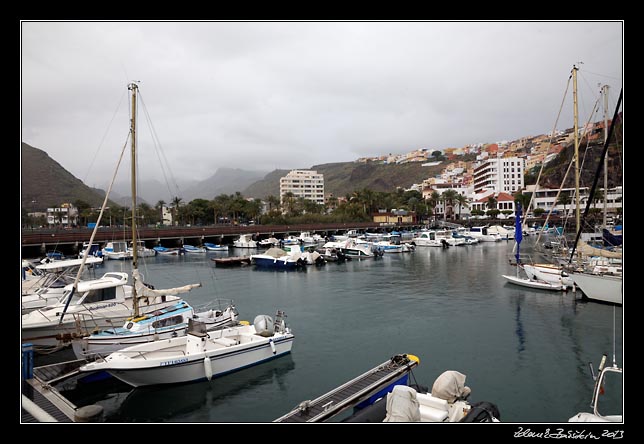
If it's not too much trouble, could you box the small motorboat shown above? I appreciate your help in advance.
[251,247,305,270]
[183,244,207,253]
[204,242,229,252]
[153,246,185,255]
[80,311,294,387]
[345,370,501,423]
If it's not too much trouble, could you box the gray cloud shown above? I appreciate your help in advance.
[21,21,623,188]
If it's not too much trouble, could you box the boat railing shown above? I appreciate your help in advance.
[192,299,235,314]
[71,311,130,336]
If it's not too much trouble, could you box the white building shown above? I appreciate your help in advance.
[473,156,525,194]
[279,169,325,206]
[46,203,78,227]
[523,185,622,217]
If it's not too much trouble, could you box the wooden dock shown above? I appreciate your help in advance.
[211,255,252,267]
[21,359,88,423]
[273,354,419,423]
[21,360,85,422]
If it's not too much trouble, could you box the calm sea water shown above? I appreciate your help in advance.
[48,237,623,424]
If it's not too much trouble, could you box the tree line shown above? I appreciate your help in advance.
[23,186,615,230]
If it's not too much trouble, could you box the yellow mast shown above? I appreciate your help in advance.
[129,82,139,317]
[602,84,609,227]
[572,65,580,236]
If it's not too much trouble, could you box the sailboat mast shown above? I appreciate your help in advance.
[602,84,610,227]
[129,82,139,317]
[572,65,581,236]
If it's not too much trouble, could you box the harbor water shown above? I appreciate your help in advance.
[44,237,623,423]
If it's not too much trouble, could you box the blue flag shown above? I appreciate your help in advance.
[515,202,523,263]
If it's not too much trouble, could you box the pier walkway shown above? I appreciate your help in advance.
[21,358,88,423]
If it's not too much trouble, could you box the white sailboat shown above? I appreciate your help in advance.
[520,68,622,304]
[71,298,239,359]
[22,83,202,351]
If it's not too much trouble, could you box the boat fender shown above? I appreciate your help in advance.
[269,338,276,354]
[204,357,213,381]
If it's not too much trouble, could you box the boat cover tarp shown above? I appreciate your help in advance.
[578,240,622,259]
[431,371,471,403]
[263,247,289,258]
[602,229,623,247]
[383,385,421,422]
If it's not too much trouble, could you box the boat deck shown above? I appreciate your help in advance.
[273,354,418,423]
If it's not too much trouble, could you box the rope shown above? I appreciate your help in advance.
[523,75,571,230]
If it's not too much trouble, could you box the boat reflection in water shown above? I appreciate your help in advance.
[70,354,295,423]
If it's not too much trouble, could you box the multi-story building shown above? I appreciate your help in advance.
[279,169,325,206]
[46,203,78,227]
[523,185,622,217]
[473,156,525,194]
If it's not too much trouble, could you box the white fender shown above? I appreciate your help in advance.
[270,338,276,354]
[204,357,213,381]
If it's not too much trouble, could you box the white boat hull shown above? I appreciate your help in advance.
[522,264,574,288]
[83,330,294,387]
[571,273,622,305]
[22,297,181,348]
[71,308,238,359]
[502,274,565,291]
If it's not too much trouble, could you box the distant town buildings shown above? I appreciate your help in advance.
[279,169,325,206]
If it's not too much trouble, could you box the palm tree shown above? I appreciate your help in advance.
[429,191,440,222]
[326,195,339,213]
[441,189,459,221]
[486,195,498,212]
[282,191,296,216]
[454,193,469,220]
[266,195,280,212]
[556,193,571,216]
[171,196,183,226]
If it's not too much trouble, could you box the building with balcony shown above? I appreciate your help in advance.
[473,156,525,194]
[279,170,325,206]
[46,203,79,227]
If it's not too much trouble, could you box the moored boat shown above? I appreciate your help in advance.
[183,244,207,253]
[72,299,239,359]
[233,234,258,248]
[80,311,294,387]
[204,242,229,251]
[21,271,188,350]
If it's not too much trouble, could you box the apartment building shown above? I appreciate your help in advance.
[279,169,325,206]
[473,156,525,194]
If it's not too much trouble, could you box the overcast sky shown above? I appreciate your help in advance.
[21,21,623,189]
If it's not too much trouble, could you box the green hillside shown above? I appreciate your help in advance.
[21,142,114,211]
[243,161,446,199]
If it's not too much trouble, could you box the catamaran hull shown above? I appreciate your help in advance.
[571,273,622,305]
[99,336,294,387]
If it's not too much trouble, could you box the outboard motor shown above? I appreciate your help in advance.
[253,315,275,337]
[459,401,501,422]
